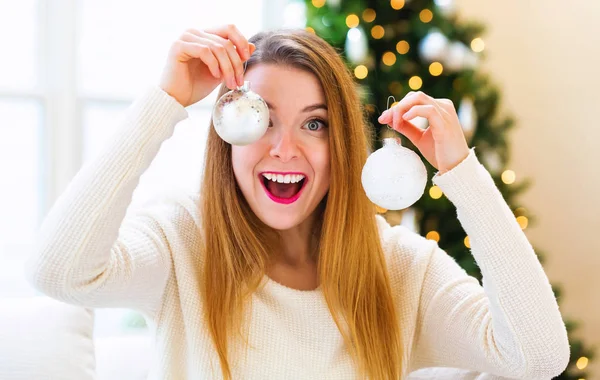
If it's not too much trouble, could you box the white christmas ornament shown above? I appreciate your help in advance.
[361,138,428,210]
[458,96,477,143]
[345,27,369,64]
[443,41,479,72]
[212,81,269,146]
[434,0,456,18]
[482,150,503,174]
[463,49,479,69]
[442,41,467,71]
[419,30,449,62]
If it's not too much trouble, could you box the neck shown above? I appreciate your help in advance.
[274,211,321,267]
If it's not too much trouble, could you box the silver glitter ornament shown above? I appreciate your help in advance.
[361,138,428,210]
[212,81,269,146]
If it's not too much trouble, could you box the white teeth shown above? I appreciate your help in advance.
[262,173,306,184]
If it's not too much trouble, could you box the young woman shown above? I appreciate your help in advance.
[26,24,569,380]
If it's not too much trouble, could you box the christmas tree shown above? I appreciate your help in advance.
[302,0,594,377]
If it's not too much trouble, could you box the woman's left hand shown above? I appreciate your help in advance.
[378,91,471,174]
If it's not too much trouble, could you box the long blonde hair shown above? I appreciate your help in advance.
[200,29,403,379]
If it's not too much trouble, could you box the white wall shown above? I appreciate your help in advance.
[455,0,600,377]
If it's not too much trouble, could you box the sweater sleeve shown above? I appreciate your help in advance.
[407,366,517,380]
[408,147,570,379]
[24,86,189,318]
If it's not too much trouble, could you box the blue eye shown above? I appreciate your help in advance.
[304,118,327,131]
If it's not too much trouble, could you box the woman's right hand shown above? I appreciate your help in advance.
[159,24,256,108]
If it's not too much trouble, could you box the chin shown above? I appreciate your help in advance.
[256,212,305,231]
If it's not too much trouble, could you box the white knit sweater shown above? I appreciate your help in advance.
[25,86,570,380]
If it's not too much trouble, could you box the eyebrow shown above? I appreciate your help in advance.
[265,101,328,113]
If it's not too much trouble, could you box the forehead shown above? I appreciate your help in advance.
[244,64,326,111]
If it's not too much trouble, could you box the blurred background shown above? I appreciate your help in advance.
[0,0,597,378]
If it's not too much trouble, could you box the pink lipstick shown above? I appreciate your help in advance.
[259,172,308,205]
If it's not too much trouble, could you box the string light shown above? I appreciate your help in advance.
[396,40,410,54]
[375,205,387,214]
[382,51,397,66]
[501,169,516,184]
[311,0,326,8]
[354,65,368,79]
[409,75,423,90]
[388,81,403,94]
[346,14,360,28]
[391,0,405,10]
[514,207,527,216]
[362,8,376,22]
[371,25,385,39]
[305,26,315,34]
[429,185,443,199]
[471,37,485,52]
[419,9,433,23]
[429,62,443,76]
[516,216,528,230]
[464,236,470,248]
[426,231,440,242]
[577,356,589,370]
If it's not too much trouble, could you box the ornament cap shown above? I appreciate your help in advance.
[237,80,250,92]
[383,137,403,147]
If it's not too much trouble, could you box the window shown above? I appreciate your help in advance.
[0,0,290,338]
[0,0,42,297]
[0,99,42,297]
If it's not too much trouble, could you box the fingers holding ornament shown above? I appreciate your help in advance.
[172,36,222,80]
[194,32,247,88]
[204,24,252,61]
[182,26,255,89]
[376,90,470,174]
[203,24,256,89]
[379,91,449,136]
[185,36,240,90]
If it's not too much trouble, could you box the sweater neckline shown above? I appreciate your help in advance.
[262,275,322,297]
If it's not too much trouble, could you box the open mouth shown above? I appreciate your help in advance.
[260,173,308,204]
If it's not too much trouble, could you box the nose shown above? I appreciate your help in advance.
[269,126,300,162]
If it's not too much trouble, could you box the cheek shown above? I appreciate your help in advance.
[312,145,331,185]
[231,147,251,184]
[231,146,263,185]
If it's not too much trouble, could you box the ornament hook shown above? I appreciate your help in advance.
[236,60,250,91]
[386,95,396,110]
[385,95,397,132]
